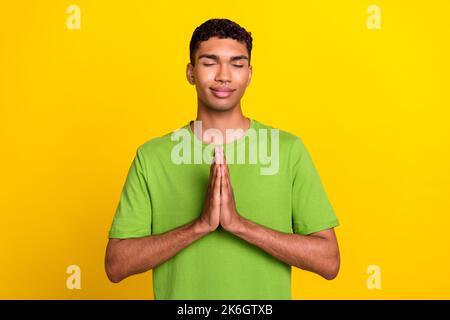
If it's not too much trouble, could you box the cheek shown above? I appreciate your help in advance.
[196,68,215,84]
[235,69,250,83]
[236,81,247,94]
[193,72,208,91]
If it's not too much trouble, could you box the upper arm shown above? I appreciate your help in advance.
[290,137,340,235]
[108,148,153,239]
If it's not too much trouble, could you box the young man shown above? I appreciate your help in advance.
[105,18,340,300]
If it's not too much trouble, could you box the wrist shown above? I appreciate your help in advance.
[193,218,214,235]
[223,215,246,235]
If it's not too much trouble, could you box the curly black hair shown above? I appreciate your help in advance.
[189,18,253,66]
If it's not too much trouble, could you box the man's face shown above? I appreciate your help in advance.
[186,37,252,112]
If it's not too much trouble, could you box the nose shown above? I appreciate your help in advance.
[215,64,231,83]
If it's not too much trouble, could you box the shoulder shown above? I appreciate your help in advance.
[252,119,306,153]
[135,124,187,161]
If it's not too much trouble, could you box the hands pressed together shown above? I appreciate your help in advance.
[198,146,243,234]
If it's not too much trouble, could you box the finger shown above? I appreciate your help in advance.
[225,162,229,177]
[213,163,221,199]
[218,146,224,164]
[210,162,217,192]
[208,147,217,182]
[221,165,229,197]
[208,160,214,187]
[204,164,216,206]
[222,162,228,180]
[220,146,224,164]
[224,165,233,197]
[214,146,221,165]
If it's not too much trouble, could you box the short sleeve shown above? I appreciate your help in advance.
[108,148,152,238]
[291,137,339,235]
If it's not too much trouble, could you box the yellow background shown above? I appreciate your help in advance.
[1,1,449,299]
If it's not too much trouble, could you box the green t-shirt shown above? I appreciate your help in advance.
[108,118,339,299]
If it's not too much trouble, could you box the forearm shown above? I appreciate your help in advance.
[230,217,340,280]
[105,219,209,283]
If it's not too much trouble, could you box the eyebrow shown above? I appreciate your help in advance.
[198,54,249,62]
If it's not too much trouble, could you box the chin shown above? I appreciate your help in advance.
[202,98,237,112]
[208,103,236,112]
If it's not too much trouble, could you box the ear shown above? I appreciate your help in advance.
[246,65,253,87]
[186,63,195,85]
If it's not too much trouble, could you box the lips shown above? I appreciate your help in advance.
[210,87,235,99]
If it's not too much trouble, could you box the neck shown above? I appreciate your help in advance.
[190,101,251,144]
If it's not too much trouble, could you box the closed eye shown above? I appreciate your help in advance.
[202,63,244,68]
